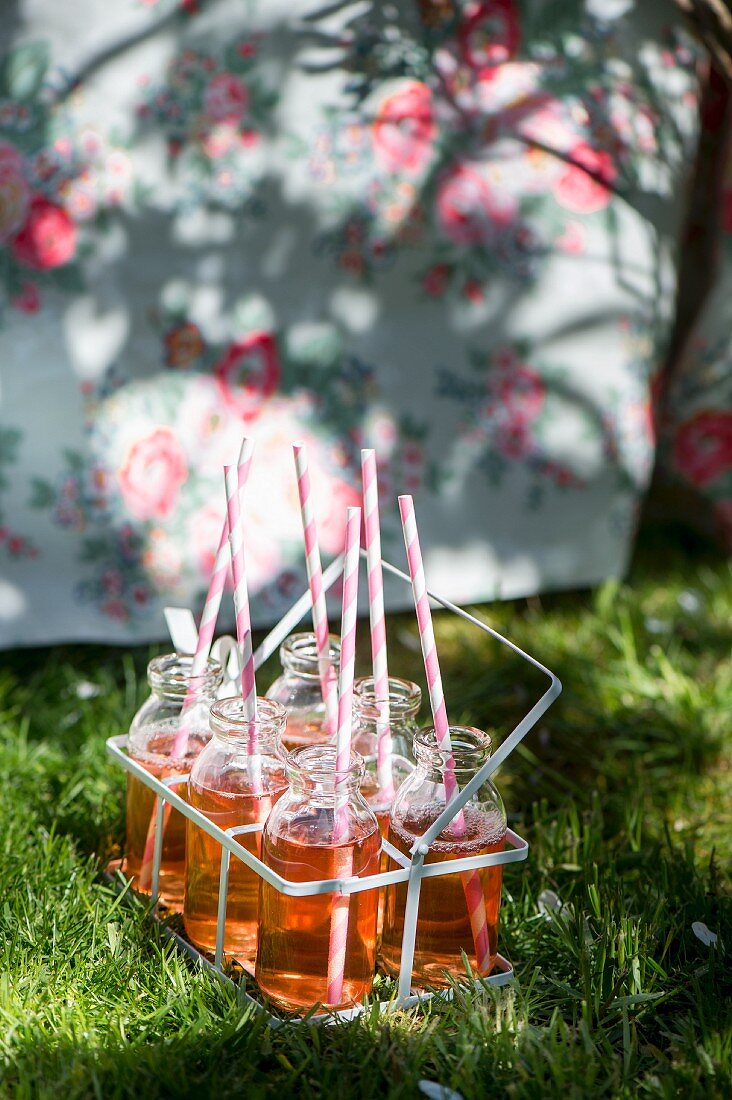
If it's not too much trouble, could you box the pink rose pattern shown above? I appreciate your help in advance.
[658,71,732,548]
[436,162,519,244]
[136,36,269,210]
[0,45,135,314]
[117,427,189,521]
[0,53,134,312]
[4,3,726,630]
[458,0,521,72]
[372,82,437,175]
[12,197,76,269]
[673,411,732,489]
[27,302,428,621]
[214,331,280,421]
[305,0,695,295]
[437,342,584,501]
[203,73,249,125]
[552,143,616,215]
[667,398,732,548]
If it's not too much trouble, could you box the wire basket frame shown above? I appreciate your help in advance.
[106,550,561,1022]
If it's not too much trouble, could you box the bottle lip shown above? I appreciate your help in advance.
[147,653,223,697]
[285,743,365,792]
[414,725,493,769]
[280,631,341,680]
[353,675,422,720]
[209,696,287,739]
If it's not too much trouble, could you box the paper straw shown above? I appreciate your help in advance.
[225,464,257,720]
[171,437,255,756]
[326,505,361,1006]
[398,496,459,807]
[139,440,255,890]
[225,463,261,799]
[192,439,255,676]
[398,495,492,974]
[293,443,338,738]
[333,506,362,825]
[361,449,393,800]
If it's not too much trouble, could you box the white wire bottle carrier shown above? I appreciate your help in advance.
[106,550,561,1023]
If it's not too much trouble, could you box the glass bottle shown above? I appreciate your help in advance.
[125,653,223,911]
[352,675,421,832]
[380,726,507,989]
[265,632,341,750]
[184,696,288,964]
[352,676,421,937]
[255,745,381,1013]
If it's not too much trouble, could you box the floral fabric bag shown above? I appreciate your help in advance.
[0,1,714,646]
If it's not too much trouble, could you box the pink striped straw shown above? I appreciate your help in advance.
[398,495,492,974]
[398,496,459,806]
[225,462,261,796]
[293,443,338,739]
[326,505,361,1006]
[139,440,255,890]
[171,437,255,756]
[190,439,255,677]
[333,505,362,826]
[361,449,393,800]
[224,464,257,721]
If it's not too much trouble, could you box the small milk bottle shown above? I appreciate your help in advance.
[265,632,340,750]
[255,745,381,1012]
[380,726,507,988]
[352,675,420,832]
[184,696,288,963]
[126,654,223,910]
[352,675,421,936]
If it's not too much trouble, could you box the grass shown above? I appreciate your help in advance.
[0,522,729,1098]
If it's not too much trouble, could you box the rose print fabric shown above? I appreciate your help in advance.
[0,1,712,646]
[655,70,732,549]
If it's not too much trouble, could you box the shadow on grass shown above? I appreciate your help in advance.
[1,645,729,1099]
[3,931,729,1100]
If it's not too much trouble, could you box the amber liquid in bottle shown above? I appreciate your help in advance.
[124,729,207,911]
[380,803,505,988]
[373,807,392,936]
[280,716,328,752]
[359,769,397,936]
[184,780,281,963]
[256,825,381,1012]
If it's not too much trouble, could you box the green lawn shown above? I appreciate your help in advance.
[0,524,729,1098]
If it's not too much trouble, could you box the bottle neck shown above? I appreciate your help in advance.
[209,696,286,754]
[148,652,223,703]
[413,725,493,782]
[280,631,341,681]
[286,744,364,804]
[353,675,421,726]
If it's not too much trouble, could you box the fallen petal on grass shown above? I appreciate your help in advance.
[691,921,718,947]
[537,889,565,918]
[419,1082,464,1100]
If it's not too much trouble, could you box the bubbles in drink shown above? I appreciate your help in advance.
[381,802,506,988]
[255,819,381,1013]
[125,724,209,911]
[280,716,328,751]
[184,776,284,963]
